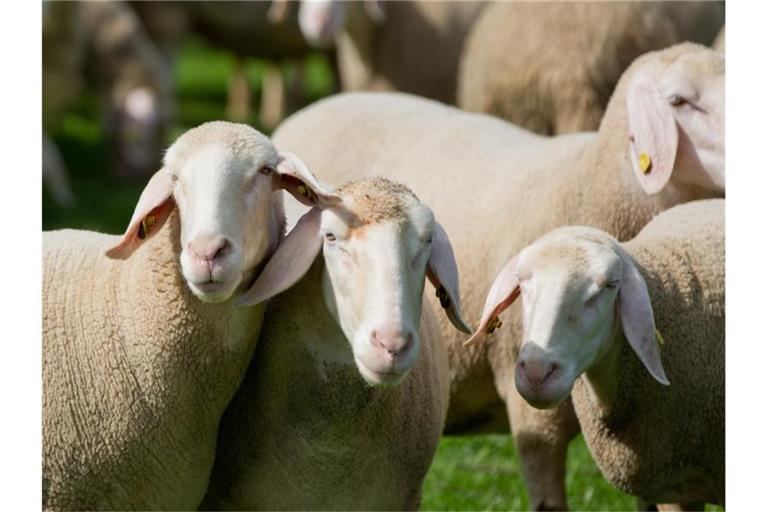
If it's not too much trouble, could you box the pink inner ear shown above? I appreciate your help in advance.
[237,208,323,307]
[626,73,679,195]
[465,255,521,347]
[274,151,342,207]
[426,222,472,334]
[105,170,175,259]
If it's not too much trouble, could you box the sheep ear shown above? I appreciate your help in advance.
[237,208,323,307]
[426,222,471,334]
[464,254,521,347]
[617,248,670,385]
[626,73,679,195]
[105,169,175,260]
[274,151,342,208]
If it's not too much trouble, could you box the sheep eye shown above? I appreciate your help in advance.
[170,174,178,182]
[668,94,687,107]
[325,233,337,242]
[258,166,273,175]
[426,235,433,245]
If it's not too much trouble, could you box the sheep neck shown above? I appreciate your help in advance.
[116,208,266,414]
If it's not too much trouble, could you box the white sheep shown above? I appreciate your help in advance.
[467,199,724,507]
[272,43,724,510]
[42,121,338,510]
[297,0,486,104]
[458,2,724,135]
[201,176,470,510]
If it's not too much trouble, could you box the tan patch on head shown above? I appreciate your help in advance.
[335,176,420,225]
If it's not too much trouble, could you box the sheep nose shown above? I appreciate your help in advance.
[518,357,559,389]
[188,235,231,265]
[371,328,414,358]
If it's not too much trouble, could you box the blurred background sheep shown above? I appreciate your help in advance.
[41,1,726,510]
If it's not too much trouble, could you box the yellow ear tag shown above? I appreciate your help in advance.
[138,214,157,240]
[436,286,451,309]
[655,328,665,346]
[639,152,652,174]
[486,316,503,334]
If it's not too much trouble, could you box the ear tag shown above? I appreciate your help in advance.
[486,316,503,334]
[138,214,157,240]
[436,286,451,309]
[296,184,317,203]
[655,328,665,346]
[639,152,652,174]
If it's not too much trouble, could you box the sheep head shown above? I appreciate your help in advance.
[466,226,669,409]
[239,176,470,387]
[104,121,340,304]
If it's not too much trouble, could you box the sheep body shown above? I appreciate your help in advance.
[204,263,448,510]
[332,1,486,104]
[43,217,264,510]
[458,2,723,134]
[202,177,456,510]
[577,199,724,504]
[273,43,724,510]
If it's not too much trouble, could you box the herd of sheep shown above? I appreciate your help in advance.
[42,1,725,511]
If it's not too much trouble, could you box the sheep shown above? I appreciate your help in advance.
[42,1,174,180]
[201,176,471,510]
[467,198,724,507]
[132,1,328,129]
[297,0,487,104]
[42,121,339,510]
[271,43,724,510]
[458,2,724,135]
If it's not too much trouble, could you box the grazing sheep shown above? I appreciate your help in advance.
[272,43,724,510]
[42,122,338,510]
[42,1,174,181]
[202,177,470,510]
[297,0,486,104]
[468,199,724,507]
[458,2,724,135]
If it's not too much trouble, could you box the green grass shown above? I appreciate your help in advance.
[422,434,636,511]
[43,38,723,512]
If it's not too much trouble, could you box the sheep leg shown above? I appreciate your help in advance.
[258,64,285,129]
[507,390,580,511]
[227,56,251,122]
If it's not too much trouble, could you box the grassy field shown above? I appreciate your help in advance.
[43,39,720,512]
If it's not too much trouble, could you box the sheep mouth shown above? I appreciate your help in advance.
[355,361,408,388]
[188,278,239,303]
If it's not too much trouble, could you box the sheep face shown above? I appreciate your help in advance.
[170,142,279,303]
[106,122,340,305]
[512,229,622,409]
[626,45,725,195]
[466,227,668,409]
[319,195,435,387]
[237,176,469,387]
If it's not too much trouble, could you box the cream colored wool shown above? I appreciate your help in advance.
[202,179,450,510]
[458,2,723,135]
[332,1,486,104]
[571,199,724,505]
[272,43,723,510]
[43,215,265,510]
